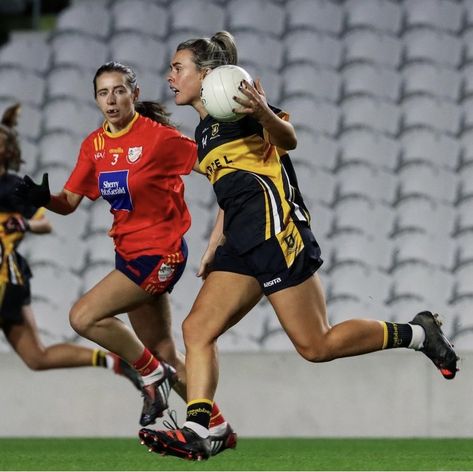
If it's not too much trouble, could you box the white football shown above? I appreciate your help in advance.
[201,65,253,122]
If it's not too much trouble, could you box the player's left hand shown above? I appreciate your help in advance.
[3,215,29,234]
[232,79,271,122]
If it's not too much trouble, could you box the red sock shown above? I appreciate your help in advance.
[132,348,160,376]
[209,402,226,428]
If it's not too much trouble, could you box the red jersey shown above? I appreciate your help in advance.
[65,113,197,258]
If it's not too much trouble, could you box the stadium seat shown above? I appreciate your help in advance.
[164,99,197,139]
[401,96,461,135]
[459,130,473,171]
[38,132,83,170]
[286,0,343,35]
[402,29,462,68]
[16,104,42,141]
[403,0,463,33]
[396,164,456,205]
[0,32,51,73]
[242,64,283,104]
[445,305,473,352]
[461,96,473,133]
[112,0,168,37]
[30,265,82,310]
[137,69,166,101]
[109,32,167,74]
[449,233,473,273]
[81,263,114,293]
[226,0,285,37]
[86,232,116,266]
[401,63,461,102]
[47,66,93,102]
[19,137,39,176]
[451,200,473,238]
[0,67,45,107]
[461,62,473,100]
[55,1,112,39]
[454,165,473,206]
[291,129,339,172]
[280,97,340,136]
[182,172,215,208]
[285,30,342,69]
[334,165,396,206]
[341,63,401,102]
[51,34,109,72]
[33,165,72,196]
[341,96,400,136]
[390,197,449,238]
[169,0,225,35]
[43,99,101,138]
[282,64,341,102]
[309,202,333,241]
[28,233,87,273]
[88,198,114,235]
[448,264,473,304]
[399,128,461,171]
[328,198,389,239]
[234,31,284,71]
[344,0,402,34]
[294,164,336,208]
[342,30,402,68]
[338,129,400,172]
[387,263,452,308]
[46,207,88,241]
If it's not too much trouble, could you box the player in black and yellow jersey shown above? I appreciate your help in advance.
[0,104,142,389]
[138,32,459,460]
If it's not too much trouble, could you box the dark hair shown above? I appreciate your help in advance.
[93,62,174,127]
[0,103,22,172]
[135,101,174,128]
[176,31,238,70]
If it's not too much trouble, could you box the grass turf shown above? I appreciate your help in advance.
[0,438,472,471]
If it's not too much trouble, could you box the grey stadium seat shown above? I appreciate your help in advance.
[170,0,225,35]
[0,32,50,73]
[344,0,402,35]
[403,0,463,34]
[286,0,343,36]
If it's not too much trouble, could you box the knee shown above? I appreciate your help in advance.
[182,314,214,350]
[296,343,334,363]
[69,300,94,336]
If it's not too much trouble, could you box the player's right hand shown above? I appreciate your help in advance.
[15,173,51,208]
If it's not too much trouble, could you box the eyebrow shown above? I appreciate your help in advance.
[171,61,182,68]
[96,84,127,94]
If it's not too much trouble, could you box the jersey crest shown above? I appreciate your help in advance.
[127,146,143,164]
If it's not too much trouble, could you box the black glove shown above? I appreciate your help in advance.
[15,173,51,207]
[3,215,30,234]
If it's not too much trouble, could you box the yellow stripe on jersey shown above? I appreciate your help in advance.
[275,220,305,269]
[103,112,139,138]
[199,135,279,185]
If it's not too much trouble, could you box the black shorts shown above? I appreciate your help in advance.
[212,221,323,295]
[0,280,31,327]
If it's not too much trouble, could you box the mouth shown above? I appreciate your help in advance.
[106,108,120,118]
[169,86,179,95]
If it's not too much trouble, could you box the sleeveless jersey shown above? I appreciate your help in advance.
[195,108,310,254]
[65,113,197,258]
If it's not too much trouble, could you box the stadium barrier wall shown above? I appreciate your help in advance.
[0,350,472,437]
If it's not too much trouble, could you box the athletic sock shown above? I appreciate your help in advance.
[132,348,163,386]
[209,402,226,428]
[408,323,426,349]
[92,349,113,368]
[380,322,414,349]
[183,399,213,438]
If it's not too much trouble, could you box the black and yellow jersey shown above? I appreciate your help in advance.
[195,107,310,254]
[0,173,42,286]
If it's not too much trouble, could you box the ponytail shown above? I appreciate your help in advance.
[135,101,175,128]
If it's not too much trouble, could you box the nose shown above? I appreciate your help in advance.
[106,92,116,105]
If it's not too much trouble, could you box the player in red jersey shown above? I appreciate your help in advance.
[0,103,141,389]
[15,63,236,451]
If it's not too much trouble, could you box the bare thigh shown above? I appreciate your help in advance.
[267,273,330,356]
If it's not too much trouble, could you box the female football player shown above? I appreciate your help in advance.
[0,103,141,389]
[15,63,236,453]
[138,31,459,460]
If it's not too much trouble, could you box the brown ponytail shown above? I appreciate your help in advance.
[135,101,175,128]
[0,103,22,172]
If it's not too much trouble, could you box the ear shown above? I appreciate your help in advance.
[133,86,140,102]
[200,68,212,80]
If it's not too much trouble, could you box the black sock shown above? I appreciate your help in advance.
[93,349,108,367]
[186,400,213,429]
[382,322,413,349]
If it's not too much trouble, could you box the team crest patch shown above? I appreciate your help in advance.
[158,263,175,282]
[127,146,142,164]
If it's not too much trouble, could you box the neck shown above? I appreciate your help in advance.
[106,111,135,134]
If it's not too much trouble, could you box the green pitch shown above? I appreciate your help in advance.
[0,438,472,471]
